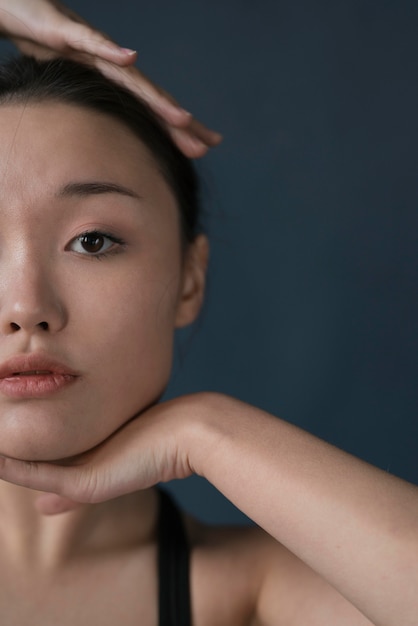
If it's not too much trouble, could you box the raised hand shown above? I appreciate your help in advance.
[0,0,222,157]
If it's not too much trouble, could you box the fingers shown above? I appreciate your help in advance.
[165,120,223,159]
[0,454,89,501]
[58,21,138,66]
[2,1,222,158]
[94,59,223,156]
[2,1,137,67]
[12,36,59,60]
[14,35,223,158]
[94,59,191,125]
[15,29,223,157]
[0,454,60,493]
[168,126,211,159]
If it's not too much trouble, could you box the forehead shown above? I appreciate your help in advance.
[0,102,176,213]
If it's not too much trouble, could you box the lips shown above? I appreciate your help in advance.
[0,354,80,398]
[11,370,57,377]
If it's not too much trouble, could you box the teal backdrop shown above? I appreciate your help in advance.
[1,1,417,523]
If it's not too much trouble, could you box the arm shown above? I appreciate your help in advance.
[190,394,418,626]
[0,0,222,157]
[0,392,416,625]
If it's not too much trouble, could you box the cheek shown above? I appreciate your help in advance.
[73,266,182,412]
[106,282,178,380]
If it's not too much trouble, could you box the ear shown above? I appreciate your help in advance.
[175,234,209,328]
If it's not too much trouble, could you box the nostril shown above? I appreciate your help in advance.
[7,321,51,332]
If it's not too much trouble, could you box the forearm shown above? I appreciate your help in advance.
[187,392,418,626]
[0,387,415,623]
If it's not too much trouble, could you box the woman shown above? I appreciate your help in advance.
[0,6,416,626]
[0,53,415,626]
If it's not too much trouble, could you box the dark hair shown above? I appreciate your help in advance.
[0,55,200,245]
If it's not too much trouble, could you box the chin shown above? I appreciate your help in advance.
[0,435,91,462]
[0,389,158,462]
[0,412,103,462]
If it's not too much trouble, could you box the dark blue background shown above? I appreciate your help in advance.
[1,1,417,523]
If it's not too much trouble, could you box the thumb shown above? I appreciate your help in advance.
[0,454,94,502]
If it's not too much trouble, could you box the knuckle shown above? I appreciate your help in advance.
[72,468,102,503]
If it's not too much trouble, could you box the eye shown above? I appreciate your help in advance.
[67,230,125,258]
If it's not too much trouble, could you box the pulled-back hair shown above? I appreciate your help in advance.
[0,55,200,245]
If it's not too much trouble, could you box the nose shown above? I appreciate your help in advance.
[0,259,67,336]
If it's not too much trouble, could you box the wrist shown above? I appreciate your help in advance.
[180,391,239,480]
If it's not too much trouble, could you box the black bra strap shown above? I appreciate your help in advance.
[158,489,191,626]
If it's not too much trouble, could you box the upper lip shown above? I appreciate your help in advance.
[0,354,80,379]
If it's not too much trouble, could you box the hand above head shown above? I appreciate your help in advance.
[0,0,222,157]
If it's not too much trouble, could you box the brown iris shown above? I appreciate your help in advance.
[80,233,105,253]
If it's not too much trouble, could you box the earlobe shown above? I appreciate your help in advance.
[175,234,209,328]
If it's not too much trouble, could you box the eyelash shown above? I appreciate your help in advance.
[68,230,126,260]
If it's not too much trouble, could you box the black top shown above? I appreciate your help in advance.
[157,489,192,626]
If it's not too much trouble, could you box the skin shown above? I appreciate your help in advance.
[0,102,417,625]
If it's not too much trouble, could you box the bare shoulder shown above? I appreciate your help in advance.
[185,516,375,626]
[185,515,271,626]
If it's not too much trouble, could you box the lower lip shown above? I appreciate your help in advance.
[0,374,78,399]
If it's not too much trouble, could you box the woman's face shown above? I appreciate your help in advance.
[0,102,206,461]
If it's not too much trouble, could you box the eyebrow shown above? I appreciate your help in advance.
[57,181,142,200]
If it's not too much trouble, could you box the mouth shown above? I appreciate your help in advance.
[11,370,54,376]
[0,354,80,398]
[0,354,79,378]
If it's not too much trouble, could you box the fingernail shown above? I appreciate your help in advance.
[120,48,137,56]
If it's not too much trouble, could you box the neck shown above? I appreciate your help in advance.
[0,480,158,571]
